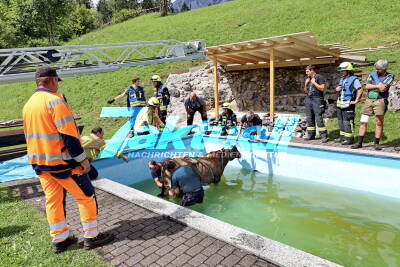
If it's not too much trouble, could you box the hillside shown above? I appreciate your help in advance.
[1,0,400,140]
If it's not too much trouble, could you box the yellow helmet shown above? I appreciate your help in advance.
[150,75,162,82]
[337,62,353,71]
[222,102,232,110]
[148,97,160,106]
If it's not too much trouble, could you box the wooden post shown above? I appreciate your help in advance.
[269,49,275,120]
[213,57,220,117]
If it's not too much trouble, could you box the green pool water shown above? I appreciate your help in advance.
[130,167,400,266]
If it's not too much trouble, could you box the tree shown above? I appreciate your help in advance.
[76,0,93,9]
[110,0,138,12]
[30,0,73,45]
[181,2,190,12]
[60,2,98,40]
[141,0,154,10]
[160,0,169,16]
[97,0,113,24]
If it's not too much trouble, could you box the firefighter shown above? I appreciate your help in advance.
[151,75,170,124]
[81,127,129,180]
[184,92,208,125]
[304,65,328,142]
[23,66,113,253]
[352,59,395,150]
[335,62,363,145]
[133,97,165,135]
[107,77,146,107]
[218,102,237,136]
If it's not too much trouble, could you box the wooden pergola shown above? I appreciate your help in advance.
[206,32,343,119]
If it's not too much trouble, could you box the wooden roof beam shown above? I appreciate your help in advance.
[214,54,260,64]
[206,42,295,57]
[225,58,338,71]
[287,36,339,57]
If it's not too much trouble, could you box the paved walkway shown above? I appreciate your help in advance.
[4,178,277,267]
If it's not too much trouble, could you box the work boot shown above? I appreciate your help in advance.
[83,232,114,250]
[351,143,362,149]
[342,139,354,145]
[303,134,315,141]
[334,137,343,143]
[321,137,329,143]
[52,236,78,254]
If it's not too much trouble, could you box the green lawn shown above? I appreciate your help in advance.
[0,185,110,266]
[0,0,399,142]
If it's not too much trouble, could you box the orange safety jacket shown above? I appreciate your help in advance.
[23,88,86,174]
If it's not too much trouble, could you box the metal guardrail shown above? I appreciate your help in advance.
[0,40,206,84]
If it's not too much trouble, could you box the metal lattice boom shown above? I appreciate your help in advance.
[0,40,206,84]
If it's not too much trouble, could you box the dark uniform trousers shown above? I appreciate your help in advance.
[337,106,355,143]
[305,96,327,138]
[187,107,207,125]
[181,188,204,206]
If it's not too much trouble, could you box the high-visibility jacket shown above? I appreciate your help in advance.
[23,88,86,173]
[134,107,165,133]
[336,76,358,109]
[219,111,237,126]
[153,84,170,111]
[126,86,146,107]
[81,134,106,162]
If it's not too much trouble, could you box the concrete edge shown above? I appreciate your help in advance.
[289,141,400,160]
[93,177,342,267]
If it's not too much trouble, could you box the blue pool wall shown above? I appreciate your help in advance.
[93,134,400,199]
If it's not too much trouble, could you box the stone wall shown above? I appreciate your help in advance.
[166,64,339,125]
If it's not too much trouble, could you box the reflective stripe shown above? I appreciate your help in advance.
[52,229,70,243]
[317,127,327,131]
[47,98,66,109]
[25,133,62,140]
[49,220,67,231]
[82,220,97,230]
[28,152,72,161]
[343,132,353,137]
[84,228,99,239]
[54,116,74,127]
[339,131,345,136]
[307,127,316,130]
[73,152,86,163]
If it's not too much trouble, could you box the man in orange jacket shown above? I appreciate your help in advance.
[23,66,113,253]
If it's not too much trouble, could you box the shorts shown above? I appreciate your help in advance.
[361,98,388,116]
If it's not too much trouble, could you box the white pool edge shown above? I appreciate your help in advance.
[93,177,342,267]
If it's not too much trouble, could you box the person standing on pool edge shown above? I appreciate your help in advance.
[352,59,394,150]
[23,66,113,253]
[335,62,363,145]
[303,65,328,143]
[151,75,170,124]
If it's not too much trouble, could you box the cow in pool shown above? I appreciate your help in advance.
[159,146,241,196]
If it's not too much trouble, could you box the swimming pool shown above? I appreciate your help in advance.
[93,134,400,266]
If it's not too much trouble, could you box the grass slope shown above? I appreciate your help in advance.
[1,0,400,141]
[0,185,109,266]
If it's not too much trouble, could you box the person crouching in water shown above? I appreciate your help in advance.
[147,160,167,197]
[335,62,363,145]
[81,127,129,180]
[166,161,204,206]
[218,102,237,136]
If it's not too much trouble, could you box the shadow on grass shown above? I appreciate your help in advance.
[5,181,44,201]
[0,186,17,203]
[0,225,29,238]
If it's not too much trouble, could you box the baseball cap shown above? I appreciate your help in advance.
[35,66,62,81]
